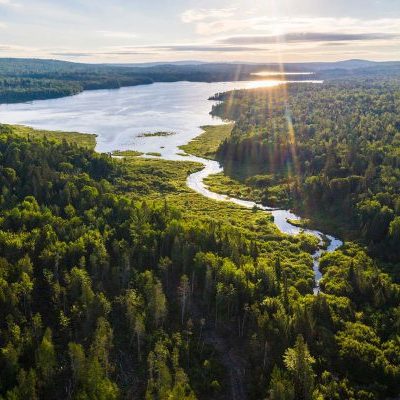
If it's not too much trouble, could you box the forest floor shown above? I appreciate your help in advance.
[190,299,248,400]
[203,327,248,400]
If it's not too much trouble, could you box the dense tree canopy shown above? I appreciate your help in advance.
[0,123,398,399]
[212,79,400,263]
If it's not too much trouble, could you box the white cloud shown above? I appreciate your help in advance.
[0,44,34,52]
[221,32,398,45]
[252,17,400,36]
[0,0,22,8]
[195,19,253,36]
[180,7,400,38]
[97,30,138,39]
[181,8,236,23]
[1,3,399,64]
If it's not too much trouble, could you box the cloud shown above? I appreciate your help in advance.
[181,9,255,35]
[181,8,236,23]
[100,51,159,56]
[51,52,91,57]
[181,11,400,39]
[0,22,6,28]
[97,30,138,39]
[0,44,31,51]
[220,32,399,45]
[51,44,266,59]
[162,44,264,53]
[0,0,21,8]
[324,42,351,47]
[195,19,252,36]
[51,50,154,57]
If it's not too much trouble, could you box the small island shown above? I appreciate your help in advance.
[138,131,176,137]
[112,150,144,157]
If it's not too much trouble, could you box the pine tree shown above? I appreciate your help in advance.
[283,335,315,400]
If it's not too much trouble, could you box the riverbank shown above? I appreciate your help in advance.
[180,124,348,241]
[180,124,345,292]
[203,171,352,238]
[179,124,234,159]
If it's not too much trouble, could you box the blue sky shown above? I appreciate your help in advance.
[0,0,399,63]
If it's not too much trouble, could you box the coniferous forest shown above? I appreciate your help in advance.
[0,78,400,400]
[1,0,400,397]
[0,59,399,400]
[212,78,400,264]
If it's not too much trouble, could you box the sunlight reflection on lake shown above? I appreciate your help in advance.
[251,71,315,77]
[245,79,323,89]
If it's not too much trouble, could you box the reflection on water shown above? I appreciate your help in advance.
[251,71,315,77]
[245,79,322,89]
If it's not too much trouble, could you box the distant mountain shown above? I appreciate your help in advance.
[2,57,399,72]
[106,59,400,70]
[335,59,378,68]
[107,61,210,68]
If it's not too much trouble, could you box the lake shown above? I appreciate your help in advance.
[0,80,321,157]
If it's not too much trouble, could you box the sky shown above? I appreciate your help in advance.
[0,0,399,63]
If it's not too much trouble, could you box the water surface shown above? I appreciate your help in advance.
[0,80,321,156]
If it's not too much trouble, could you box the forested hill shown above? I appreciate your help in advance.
[0,58,265,103]
[211,77,400,265]
[1,57,400,103]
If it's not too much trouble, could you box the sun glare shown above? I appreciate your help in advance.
[245,79,286,89]
[245,79,323,89]
[251,72,315,77]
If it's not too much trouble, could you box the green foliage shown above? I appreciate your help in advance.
[211,80,400,262]
[283,335,315,400]
[179,124,234,159]
[201,79,400,399]
[269,366,295,400]
[146,334,197,400]
[0,123,96,149]
[0,123,398,399]
[35,328,56,383]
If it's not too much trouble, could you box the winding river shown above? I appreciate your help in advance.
[0,79,342,292]
[185,155,342,293]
